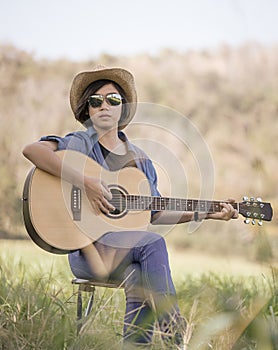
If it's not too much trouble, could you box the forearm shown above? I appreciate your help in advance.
[151,211,196,225]
[22,142,84,187]
[23,141,113,214]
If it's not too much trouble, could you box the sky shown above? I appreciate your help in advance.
[1,0,278,61]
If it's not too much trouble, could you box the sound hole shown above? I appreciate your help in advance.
[107,186,127,218]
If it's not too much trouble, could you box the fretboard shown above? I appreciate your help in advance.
[126,195,238,213]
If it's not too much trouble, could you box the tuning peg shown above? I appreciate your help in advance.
[243,196,249,201]
[244,219,250,224]
[252,219,256,225]
[250,197,255,202]
[256,197,262,202]
[258,221,263,226]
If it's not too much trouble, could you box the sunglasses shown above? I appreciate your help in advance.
[88,93,123,108]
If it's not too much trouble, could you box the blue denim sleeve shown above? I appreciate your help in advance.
[128,142,161,198]
[39,132,91,154]
[144,158,161,197]
[40,135,69,150]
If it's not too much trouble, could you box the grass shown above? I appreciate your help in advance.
[0,239,277,349]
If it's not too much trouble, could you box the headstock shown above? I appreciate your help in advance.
[239,197,273,226]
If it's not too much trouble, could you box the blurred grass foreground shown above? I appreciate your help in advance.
[0,240,277,349]
[0,42,278,348]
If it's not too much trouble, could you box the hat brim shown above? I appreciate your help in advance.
[70,67,137,129]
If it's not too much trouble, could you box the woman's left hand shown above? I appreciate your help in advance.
[207,198,239,221]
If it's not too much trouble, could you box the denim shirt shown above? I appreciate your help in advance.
[40,126,161,198]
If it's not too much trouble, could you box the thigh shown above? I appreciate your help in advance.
[95,231,162,276]
[97,230,162,249]
[68,231,162,280]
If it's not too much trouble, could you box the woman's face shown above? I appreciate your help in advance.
[88,83,122,133]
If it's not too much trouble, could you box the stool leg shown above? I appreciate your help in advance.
[77,287,83,335]
[76,284,95,335]
[84,292,94,317]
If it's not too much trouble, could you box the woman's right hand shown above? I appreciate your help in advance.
[83,176,115,215]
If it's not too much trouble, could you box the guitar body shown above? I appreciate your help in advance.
[23,150,151,254]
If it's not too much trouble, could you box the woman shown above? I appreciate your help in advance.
[23,65,238,348]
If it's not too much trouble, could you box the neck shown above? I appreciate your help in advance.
[98,128,126,155]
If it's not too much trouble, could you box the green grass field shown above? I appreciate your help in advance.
[0,239,277,349]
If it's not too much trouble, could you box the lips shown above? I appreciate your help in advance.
[98,112,112,118]
[99,116,112,122]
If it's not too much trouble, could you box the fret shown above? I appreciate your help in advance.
[212,201,221,213]
[152,197,158,211]
[168,198,174,211]
[140,196,147,210]
[195,200,208,212]
[205,201,214,212]
[182,199,187,211]
[192,200,198,211]
[187,199,193,211]
[200,201,206,211]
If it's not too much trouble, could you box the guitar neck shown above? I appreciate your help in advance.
[126,195,237,213]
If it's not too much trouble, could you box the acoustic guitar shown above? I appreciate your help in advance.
[22,150,273,254]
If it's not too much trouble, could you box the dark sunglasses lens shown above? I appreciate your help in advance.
[88,95,104,108]
[107,93,122,106]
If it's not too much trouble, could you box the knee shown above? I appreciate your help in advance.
[138,234,168,261]
[142,232,166,247]
[147,233,167,251]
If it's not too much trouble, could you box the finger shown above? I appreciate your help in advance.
[98,200,110,215]
[231,206,239,218]
[221,203,238,219]
[220,203,233,220]
[101,182,112,200]
[232,211,239,219]
[90,200,102,216]
[227,203,238,218]
[220,202,231,212]
[91,198,113,215]
[226,198,236,204]
[222,208,230,220]
[101,197,115,212]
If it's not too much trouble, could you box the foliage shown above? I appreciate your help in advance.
[177,271,278,349]
[0,247,277,349]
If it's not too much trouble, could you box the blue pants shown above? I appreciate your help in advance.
[68,231,179,345]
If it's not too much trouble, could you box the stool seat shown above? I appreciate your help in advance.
[72,278,122,289]
[71,278,124,334]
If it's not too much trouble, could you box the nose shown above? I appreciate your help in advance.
[100,97,110,110]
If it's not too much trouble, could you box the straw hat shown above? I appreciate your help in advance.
[70,65,137,128]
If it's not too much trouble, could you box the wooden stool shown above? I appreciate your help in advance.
[72,278,123,334]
